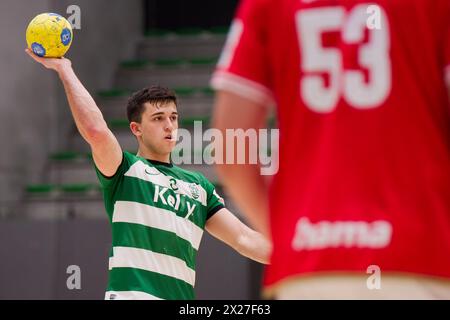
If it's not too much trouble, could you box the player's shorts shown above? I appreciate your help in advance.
[273,274,450,300]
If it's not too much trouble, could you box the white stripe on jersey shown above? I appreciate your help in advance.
[124,160,207,206]
[110,246,196,287]
[113,200,203,250]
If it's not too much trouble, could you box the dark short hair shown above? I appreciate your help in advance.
[126,85,177,123]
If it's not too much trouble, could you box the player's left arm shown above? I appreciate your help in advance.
[212,90,271,237]
[205,208,272,265]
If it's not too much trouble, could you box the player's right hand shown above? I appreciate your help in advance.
[25,48,72,73]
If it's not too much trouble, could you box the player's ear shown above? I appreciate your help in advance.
[129,121,142,137]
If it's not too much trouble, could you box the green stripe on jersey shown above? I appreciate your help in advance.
[113,222,197,269]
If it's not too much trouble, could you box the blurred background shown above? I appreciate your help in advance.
[0,0,267,299]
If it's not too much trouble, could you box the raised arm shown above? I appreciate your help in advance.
[25,49,122,176]
[205,208,272,265]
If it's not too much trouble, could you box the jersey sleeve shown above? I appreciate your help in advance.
[93,151,129,190]
[201,176,226,220]
[211,0,275,106]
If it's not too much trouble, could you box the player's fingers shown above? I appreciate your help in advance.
[25,48,43,63]
[25,48,34,56]
[25,48,40,61]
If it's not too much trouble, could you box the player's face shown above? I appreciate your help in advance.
[132,101,178,156]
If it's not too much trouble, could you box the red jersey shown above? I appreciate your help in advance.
[212,0,450,289]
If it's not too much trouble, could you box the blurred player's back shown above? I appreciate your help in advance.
[213,0,450,297]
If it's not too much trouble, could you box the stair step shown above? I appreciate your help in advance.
[23,200,107,220]
[97,89,132,98]
[50,151,136,162]
[26,184,56,194]
[47,150,222,184]
[154,58,184,67]
[115,66,212,90]
[188,57,217,66]
[104,115,278,129]
[60,184,98,194]
[26,183,101,197]
[108,116,211,130]
[137,30,225,63]
[50,151,91,162]
[120,58,216,70]
[97,86,213,98]
[144,27,228,38]
[175,27,205,36]
[96,88,215,120]
[208,26,229,35]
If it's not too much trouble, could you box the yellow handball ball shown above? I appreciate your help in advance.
[26,13,73,58]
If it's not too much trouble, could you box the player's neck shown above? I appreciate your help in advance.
[136,148,171,164]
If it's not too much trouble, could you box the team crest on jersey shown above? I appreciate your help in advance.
[189,184,200,200]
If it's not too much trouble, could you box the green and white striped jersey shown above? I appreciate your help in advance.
[94,151,225,300]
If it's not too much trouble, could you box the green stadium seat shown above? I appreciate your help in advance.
[120,59,150,68]
[26,184,56,194]
[208,26,229,35]
[188,57,217,66]
[180,115,210,127]
[174,87,197,97]
[26,184,100,196]
[201,87,215,96]
[49,151,80,161]
[108,119,129,130]
[97,89,131,98]
[154,58,184,67]
[60,183,97,194]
